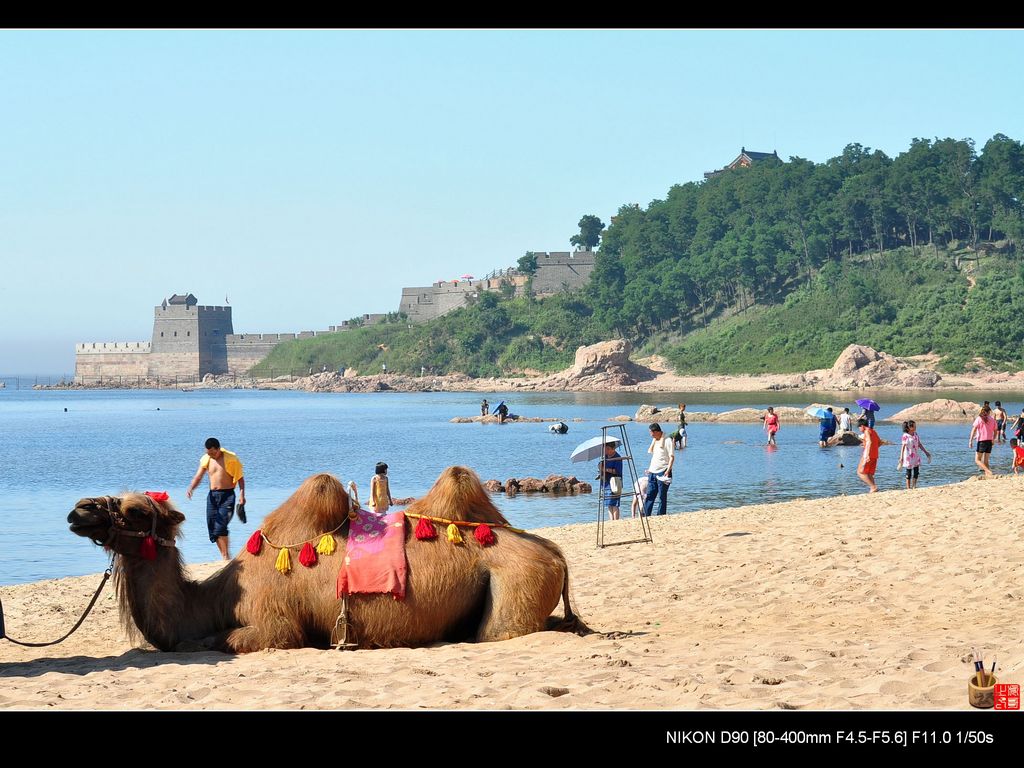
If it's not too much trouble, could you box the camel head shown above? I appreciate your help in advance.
[67,493,185,556]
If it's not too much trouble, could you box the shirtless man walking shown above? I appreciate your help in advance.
[186,437,246,560]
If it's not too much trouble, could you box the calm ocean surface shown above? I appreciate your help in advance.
[1,386,1020,586]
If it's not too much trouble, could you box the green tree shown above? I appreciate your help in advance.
[570,214,605,250]
[517,251,538,275]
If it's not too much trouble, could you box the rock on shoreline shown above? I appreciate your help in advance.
[40,341,1020,395]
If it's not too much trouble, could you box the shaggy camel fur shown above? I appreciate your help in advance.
[67,467,586,652]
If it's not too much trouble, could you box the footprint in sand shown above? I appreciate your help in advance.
[922,660,958,673]
[878,680,916,695]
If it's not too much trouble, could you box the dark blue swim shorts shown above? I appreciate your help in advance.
[206,488,236,542]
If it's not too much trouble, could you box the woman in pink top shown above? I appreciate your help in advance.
[969,405,997,477]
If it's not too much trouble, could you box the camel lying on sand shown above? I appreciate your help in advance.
[67,466,587,653]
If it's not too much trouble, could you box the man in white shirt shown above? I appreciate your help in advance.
[838,407,852,433]
[642,423,675,516]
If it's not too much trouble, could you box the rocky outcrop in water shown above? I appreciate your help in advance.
[888,398,981,422]
[486,476,592,495]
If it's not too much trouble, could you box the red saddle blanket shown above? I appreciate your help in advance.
[336,508,408,600]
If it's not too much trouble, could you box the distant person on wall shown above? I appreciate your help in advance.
[186,437,245,561]
[856,418,880,493]
[642,423,675,516]
[969,405,997,478]
[481,399,489,418]
[600,441,624,521]
[370,462,394,514]
[993,401,1008,443]
[381,363,387,374]
[896,420,931,490]
[763,406,780,446]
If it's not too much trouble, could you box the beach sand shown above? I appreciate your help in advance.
[2,476,1021,710]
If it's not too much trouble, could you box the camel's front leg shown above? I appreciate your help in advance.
[218,620,307,652]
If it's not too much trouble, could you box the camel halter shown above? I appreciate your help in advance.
[1,495,178,648]
[100,495,177,552]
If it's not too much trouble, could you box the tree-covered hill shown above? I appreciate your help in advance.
[256,134,1024,378]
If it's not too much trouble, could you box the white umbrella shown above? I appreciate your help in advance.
[569,434,620,463]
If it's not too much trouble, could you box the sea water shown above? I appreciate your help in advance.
[0,386,1017,585]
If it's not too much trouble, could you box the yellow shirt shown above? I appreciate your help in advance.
[371,474,390,510]
[200,449,244,485]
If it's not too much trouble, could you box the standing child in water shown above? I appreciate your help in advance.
[370,462,394,513]
[1011,438,1024,475]
[763,407,780,446]
[896,420,931,489]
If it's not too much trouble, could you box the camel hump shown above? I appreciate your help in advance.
[262,472,351,538]
[408,466,510,525]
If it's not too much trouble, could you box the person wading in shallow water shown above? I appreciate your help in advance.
[763,406,780,446]
[186,437,246,560]
[856,418,880,493]
[969,405,996,478]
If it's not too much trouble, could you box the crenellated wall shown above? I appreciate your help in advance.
[75,259,588,379]
[530,250,596,295]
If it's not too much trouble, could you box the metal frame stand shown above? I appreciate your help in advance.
[596,423,654,548]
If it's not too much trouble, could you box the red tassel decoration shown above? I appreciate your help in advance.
[246,530,263,555]
[139,535,157,561]
[474,523,496,547]
[299,542,318,567]
[415,517,437,540]
[144,491,169,502]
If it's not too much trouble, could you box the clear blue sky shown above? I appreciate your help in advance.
[2,29,1022,373]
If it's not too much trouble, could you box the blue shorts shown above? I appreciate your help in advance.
[206,489,236,542]
[603,480,621,508]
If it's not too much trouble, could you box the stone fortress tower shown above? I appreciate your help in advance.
[150,293,233,377]
[76,293,235,379]
[75,293,372,380]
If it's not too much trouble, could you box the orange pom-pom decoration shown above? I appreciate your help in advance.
[415,517,437,540]
[299,542,318,567]
[140,535,157,560]
[474,523,496,546]
[246,530,263,555]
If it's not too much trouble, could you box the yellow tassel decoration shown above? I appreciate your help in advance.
[446,523,464,544]
[316,534,336,555]
[275,547,292,574]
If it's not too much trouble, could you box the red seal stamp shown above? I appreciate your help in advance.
[994,683,1020,710]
